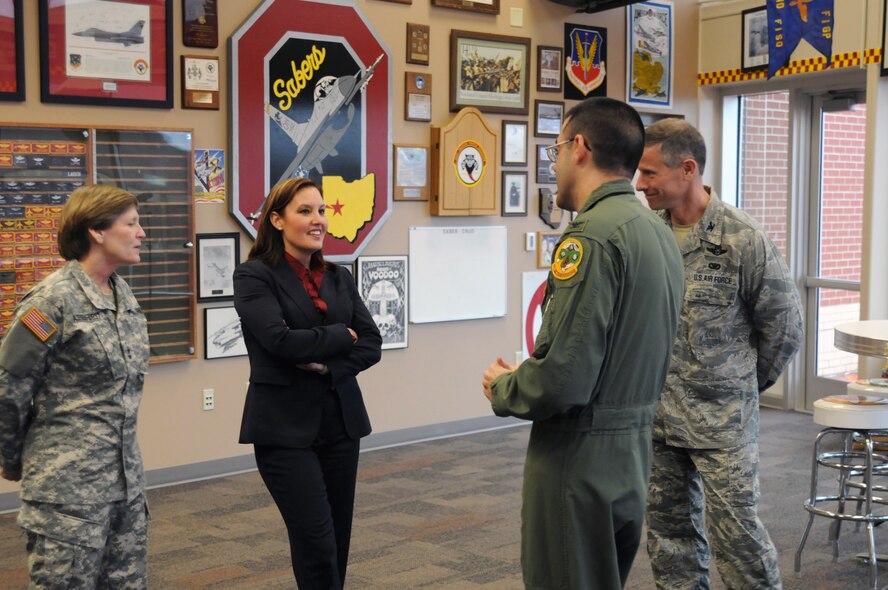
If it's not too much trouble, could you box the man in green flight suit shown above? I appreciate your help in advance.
[482,97,685,589]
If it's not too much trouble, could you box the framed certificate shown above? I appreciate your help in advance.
[182,55,219,109]
[405,72,431,122]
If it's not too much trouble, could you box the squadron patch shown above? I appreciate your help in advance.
[552,237,583,280]
[21,307,57,342]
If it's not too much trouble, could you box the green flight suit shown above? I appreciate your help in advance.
[491,180,684,590]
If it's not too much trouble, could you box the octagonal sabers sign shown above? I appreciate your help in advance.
[230,0,392,261]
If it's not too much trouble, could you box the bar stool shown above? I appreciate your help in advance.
[794,388,888,590]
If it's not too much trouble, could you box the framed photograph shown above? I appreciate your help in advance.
[626,0,673,109]
[537,45,563,92]
[502,171,528,217]
[406,22,429,65]
[450,30,531,115]
[204,306,247,360]
[0,0,24,102]
[501,120,528,166]
[433,0,499,15]
[181,55,219,109]
[537,232,560,268]
[357,255,408,350]
[534,100,564,138]
[196,232,240,302]
[535,144,557,184]
[38,0,173,108]
[741,7,768,73]
[405,72,431,122]
[393,144,429,201]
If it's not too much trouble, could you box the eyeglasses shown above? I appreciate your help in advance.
[544,139,573,162]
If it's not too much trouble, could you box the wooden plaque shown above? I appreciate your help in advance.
[405,72,431,122]
[183,0,218,48]
[430,107,499,216]
[406,23,430,65]
[182,55,220,110]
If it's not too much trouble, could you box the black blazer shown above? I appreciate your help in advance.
[233,258,382,447]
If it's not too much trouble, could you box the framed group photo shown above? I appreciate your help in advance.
[450,30,531,115]
[0,0,24,101]
[357,255,408,350]
[196,232,240,302]
[534,100,564,138]
[535,144,557,184]
[741,7,768,73]
[501,120,528,166]
[38,0,173,108]
[502,171,528,217]
[204,306,247,360]
[537,45,563,92]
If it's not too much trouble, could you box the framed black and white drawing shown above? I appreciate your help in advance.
[204,306,247,360]
[741,7,768,73]
[196,232,239,302]
[502,171,528,217]
[501,120,528,166]
[357,255,408,350]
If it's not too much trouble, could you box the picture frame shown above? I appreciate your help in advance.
[502,171,528,217]
[626,0,673,110]
[433,0,499,15]
[182,0,217,48]
[741,7,768,73]
[204,306,247,360]
[393,144,429,201]
[534,100,564,138]
[404,72,432,122]
[406,22,429,66]
[535,144,557,184]
[0,0,24,102]
[181,54,220,110]
[450,30,531,115]
[38,0,173,108]
[537,232,561,268]
[539,187,563,229]
[501,120,528,166]
[196,232,240,302]
[537,45,563,92]
[357,255,408,350]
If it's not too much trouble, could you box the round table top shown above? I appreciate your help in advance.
[835,320,888,358]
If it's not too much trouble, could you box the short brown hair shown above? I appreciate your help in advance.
[644,118,707,174]
[248,177,325,267]
[58,185,139,261]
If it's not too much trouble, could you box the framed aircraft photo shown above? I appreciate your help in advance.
[38,0,173,107]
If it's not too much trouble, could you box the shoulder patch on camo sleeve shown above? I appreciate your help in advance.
[551,237,583,280]
[21,307,57,342]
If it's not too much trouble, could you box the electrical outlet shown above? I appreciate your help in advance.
[203,388,215,411]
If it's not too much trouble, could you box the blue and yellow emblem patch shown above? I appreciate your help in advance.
[552,237,583,280]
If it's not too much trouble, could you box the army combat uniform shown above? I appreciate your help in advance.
[0,261,150,589]
[646,189,804,590]
[490,180,684,590]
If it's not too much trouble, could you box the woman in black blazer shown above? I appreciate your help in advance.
[233,177,382,589]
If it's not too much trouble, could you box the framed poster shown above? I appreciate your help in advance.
[0,0,24,101]
[501,120,528,166]
[196,232,239,302]
[741,7,768,73]
[433,0,499,15]
[626,1,673,109]
[450,30,530,115]
[204,306,247,360]
[537,45,562,92]
[535,144,556,184]
[393,144,428,201]
[38,0,173,108]
[502,171,528,217]
[357,255,408,350]
[537,232,560,268]
[534,100,564,138]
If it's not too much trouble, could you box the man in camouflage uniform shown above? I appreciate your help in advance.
[0,185,150,589]
[636,119,804,589]
[483,98,684,590]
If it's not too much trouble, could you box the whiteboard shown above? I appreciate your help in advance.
[409,226,507,323]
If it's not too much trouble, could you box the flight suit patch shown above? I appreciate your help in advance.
[552,237,583,280]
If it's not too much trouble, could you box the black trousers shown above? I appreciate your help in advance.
[254,393,360,590]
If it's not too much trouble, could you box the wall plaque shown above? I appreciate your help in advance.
[407,23,429,65]
[183,0,218,48]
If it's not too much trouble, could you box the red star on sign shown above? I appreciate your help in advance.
[330,199,345,216]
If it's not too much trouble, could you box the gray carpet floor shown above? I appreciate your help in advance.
[1,407,887,589]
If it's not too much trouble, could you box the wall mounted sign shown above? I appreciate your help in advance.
[38,0,173,108]
[405,71,431,121]
[563,23,607,101]
[406,22,429,65]
[229,0,392,261]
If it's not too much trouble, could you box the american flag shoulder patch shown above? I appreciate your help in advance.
[21,307,57,342]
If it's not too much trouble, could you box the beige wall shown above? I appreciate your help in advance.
[0,0,702,496]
